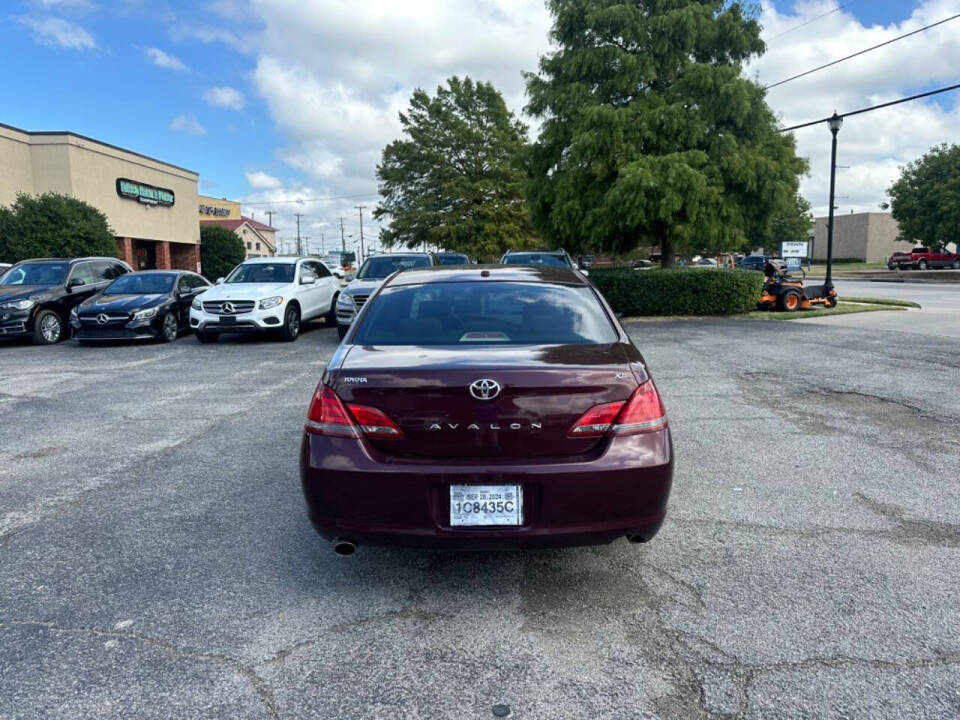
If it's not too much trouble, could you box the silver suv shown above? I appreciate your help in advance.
[335,252,436,339]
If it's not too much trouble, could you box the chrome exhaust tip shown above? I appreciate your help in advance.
[332,538,358,556]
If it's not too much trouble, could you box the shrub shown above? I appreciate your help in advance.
[591,268,764,316]
[200,225,246,281]
[0,192,117,263]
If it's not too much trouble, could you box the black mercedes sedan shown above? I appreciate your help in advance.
[71,270,211,343]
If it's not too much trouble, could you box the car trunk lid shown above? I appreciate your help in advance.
[330,344,639,458]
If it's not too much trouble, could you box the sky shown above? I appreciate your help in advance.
[1,0,958,253]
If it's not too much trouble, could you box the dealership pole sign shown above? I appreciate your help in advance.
[116,178,175,207]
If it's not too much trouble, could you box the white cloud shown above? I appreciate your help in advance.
[750,0,960,216]
[245,171,282,189]
[169,114,206,136]
[29,0,96,11]
[144,46,188,71]
[203,86,246,110]
[13,15,96,50]
[244,0,549,205]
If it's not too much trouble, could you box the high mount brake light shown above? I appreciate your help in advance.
[305,384,403,439]
[567,381,667,438]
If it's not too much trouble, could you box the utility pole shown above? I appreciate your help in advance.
[266,211,275,228]
[355,206,366,264]
[320,232,325,254]
[339,217,346,257]
[295,213,303,255]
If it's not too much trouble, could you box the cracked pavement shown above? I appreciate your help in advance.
[1,312,959,719]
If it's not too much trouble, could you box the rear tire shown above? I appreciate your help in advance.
[952,259,960,270]
[824,296,838,309]
[32,309,64,345]
[325,293,339,326]
[280,305,300,342]
[918,260,928,270]
[778,289,802,312]
[887,264,895,271]
[195,330,219,343]
[160,313,178,343]
[337,324,348,340]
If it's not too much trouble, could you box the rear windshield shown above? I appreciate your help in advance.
[502,253,569,268]
[358,256,430,279]
[104,274,175,295]
[352,281,618,345]
[437,254,470,265]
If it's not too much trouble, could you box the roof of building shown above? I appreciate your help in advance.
[199,216,276,232]
[0,122,197,176]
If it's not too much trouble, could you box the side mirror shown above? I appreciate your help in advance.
[300,272,318,285]
[69,278,85,288]
[581,269,589,276]
[215,277,224,285]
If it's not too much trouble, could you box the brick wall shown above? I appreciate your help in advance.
[117,237,134,267]
[170,242,201,273]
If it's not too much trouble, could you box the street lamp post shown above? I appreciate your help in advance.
[825,112,843,291]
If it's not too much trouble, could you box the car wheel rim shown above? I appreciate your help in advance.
[164,315,177,340]
[41,314,61,342]
[289,313,299,335]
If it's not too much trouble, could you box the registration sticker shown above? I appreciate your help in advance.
[449,485,522,526]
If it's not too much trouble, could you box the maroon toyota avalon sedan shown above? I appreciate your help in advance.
[300,265,673,554]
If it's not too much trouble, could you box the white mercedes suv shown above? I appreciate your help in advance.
[189,256,339,342]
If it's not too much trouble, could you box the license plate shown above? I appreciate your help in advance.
[219,315,237,325]
[449,485,522,527]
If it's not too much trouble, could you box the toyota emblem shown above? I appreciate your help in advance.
[222,302,235,314]
[469,378,501,401]
[96,313,109,325]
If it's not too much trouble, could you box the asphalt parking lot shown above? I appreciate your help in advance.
[2,313,959,719]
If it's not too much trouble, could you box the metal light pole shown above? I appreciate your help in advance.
[824,112,843,291]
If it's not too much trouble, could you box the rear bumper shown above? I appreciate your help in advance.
[300,430,673,549]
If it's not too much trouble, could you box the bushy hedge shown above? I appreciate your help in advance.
[591,268,764,316]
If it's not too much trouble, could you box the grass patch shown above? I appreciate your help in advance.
[841,296,921,308]
[809,261,889,272]
[747,300,909,320]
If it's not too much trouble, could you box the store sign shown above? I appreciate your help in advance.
[199,204,231,216]
[117,179,175,207]
[781,241,809,258]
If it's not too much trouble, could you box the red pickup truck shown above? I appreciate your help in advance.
[887,247,960,270]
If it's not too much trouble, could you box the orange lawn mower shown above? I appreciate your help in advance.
[757,260,838,312]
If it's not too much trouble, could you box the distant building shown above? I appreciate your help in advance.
[810,212,908,262]
[200,215,276,259]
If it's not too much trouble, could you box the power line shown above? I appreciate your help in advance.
[242,192,376,206]
[766,1,859,42]
[779,81,960,133]
[765,13,960,90]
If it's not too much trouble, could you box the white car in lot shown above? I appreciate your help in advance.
[189,256,339,342]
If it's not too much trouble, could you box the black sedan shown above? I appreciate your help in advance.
[71,270,211,343]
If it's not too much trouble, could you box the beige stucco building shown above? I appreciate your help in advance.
[0,122,200,271]
[810,212,909,262]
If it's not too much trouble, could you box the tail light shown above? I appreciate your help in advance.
[568,381,667,438]
[305,384,403,439]
[346,404,403,438]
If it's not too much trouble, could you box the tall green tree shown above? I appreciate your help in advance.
[374,76,532,260]
[0,192,117,263]
[755,192,812,252]
[525,0,807,266]
[886,143,960,251]
[200,225,245,281]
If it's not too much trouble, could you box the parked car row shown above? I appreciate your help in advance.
[0,254,344,346]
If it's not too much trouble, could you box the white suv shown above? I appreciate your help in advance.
[189,256,339,342]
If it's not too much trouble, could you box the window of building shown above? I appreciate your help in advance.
[246,242,252,249]
[256,242,261,250]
